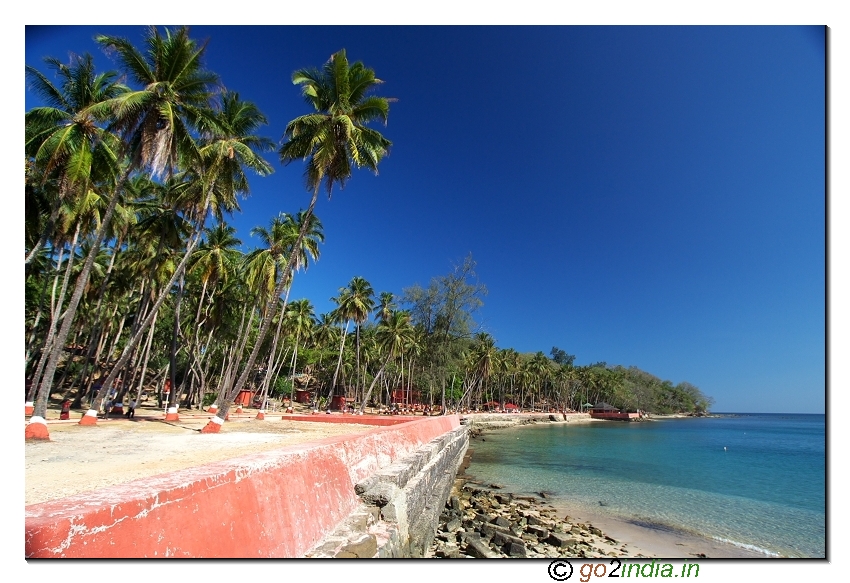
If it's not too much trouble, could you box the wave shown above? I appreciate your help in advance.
[710,536,781,557]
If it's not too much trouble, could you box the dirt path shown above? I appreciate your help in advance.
[25,410,376,506]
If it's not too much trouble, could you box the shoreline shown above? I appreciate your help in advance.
[458,414,774,559]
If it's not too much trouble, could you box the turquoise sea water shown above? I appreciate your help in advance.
[464,414,825,558]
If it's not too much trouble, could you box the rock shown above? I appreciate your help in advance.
[473,512,493,524]
[492,530,525,548]
[435,542,461,558]
[465,535,501,558]
[480,523,511,538]
[494,493,513,504]
[493,516,512,528]
[337,533,377,558]
[446,518,462,532]
[521,533,539,545]
[547,532,579,548]
[505,541,527,557]
[527,525,550,539]
[526,514,545,526]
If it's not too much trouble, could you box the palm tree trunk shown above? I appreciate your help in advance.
[329,321,350,403]
[209,190,320,427]
[82,200,211,421]
[360,354,392,414]
[30,166,132,424]
[28,230,77,399]
[168,271,186,410]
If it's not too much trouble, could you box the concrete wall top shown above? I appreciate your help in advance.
[26,415,461,558]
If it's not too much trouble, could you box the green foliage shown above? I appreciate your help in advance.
[273,376,293,396]
[550,346,576,366]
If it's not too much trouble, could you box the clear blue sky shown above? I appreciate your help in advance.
[25,24,826,414]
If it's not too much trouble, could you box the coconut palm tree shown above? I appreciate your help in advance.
[26,27,222,436]
[361,310,414,413]
[25,53,126,265]
[375,291,396,324]
[326,276,374,404]
[283,298,315,403]
[345,276,375,400]
[328,286,353,402]
[204,49,392,431]
[24,54,127,432]
[83,42,274,425]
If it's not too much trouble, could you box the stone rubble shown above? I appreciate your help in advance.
[426,483,648,559]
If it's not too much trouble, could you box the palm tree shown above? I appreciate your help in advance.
[375,291,396,324]
[190,222,242,318]
[361,310,414,413]
[25,53,126,264]
[346,276,375,401]
[83,33,274,425]
[283,298,315,404]
[328,286,353,404]
[326,277,374,405]
[25,54,128,434]
[186,222,242,397]
[203,49,392,431]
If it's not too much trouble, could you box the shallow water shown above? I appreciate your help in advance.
[464,414,825,558]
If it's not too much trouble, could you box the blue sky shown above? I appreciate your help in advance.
[25,24,826,414]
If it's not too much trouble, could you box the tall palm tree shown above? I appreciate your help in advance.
[283,298,315,403]
[83,35,274,425]
[25,54,128,433]
[346,276,374,401]
[206,49,392,431]
[328,286,352,401]
[25,53,126,264]
[326,277,374,404]
[190,222,242,316]
[361,310,414,413]
[375,291,396,324]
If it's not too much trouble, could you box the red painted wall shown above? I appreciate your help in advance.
[25,415,460,558]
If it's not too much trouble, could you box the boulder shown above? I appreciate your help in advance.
[505,541,527,557]
[527,525,550,539]
[464,535,501,558]
[547,532,579,548]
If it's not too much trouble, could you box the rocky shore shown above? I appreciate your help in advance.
[429,412,766,559]
[426,478,645,559]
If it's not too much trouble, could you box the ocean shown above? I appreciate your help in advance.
[463,413,825,558]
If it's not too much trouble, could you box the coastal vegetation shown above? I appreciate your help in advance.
[25,27,712,432]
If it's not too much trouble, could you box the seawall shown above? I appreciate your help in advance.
[460,411,593,433]
[25,414,467,558]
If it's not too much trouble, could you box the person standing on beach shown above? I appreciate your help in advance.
[60,398,71,420]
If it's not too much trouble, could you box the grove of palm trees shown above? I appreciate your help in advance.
[25,27,712,440]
